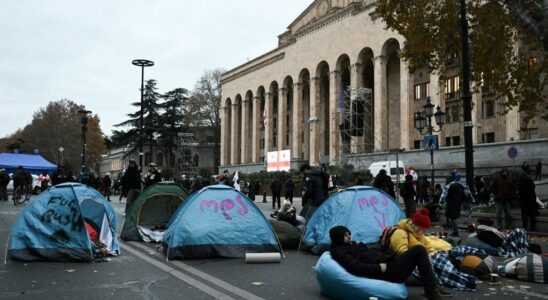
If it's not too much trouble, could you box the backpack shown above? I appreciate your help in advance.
[379,225,398,250]
[476,225,505,248]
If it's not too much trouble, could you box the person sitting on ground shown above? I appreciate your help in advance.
[276,199,297,225]
[84,221,108,258]
[390,208,436,255]
[329,226,446,300]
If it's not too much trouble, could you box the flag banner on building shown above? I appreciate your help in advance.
[233,171,240,191]
[267,150,290,172]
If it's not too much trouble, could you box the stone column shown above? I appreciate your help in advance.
[278,88,287,151]
[265,92,273,154]
[230,102,239,165]
[329,70,340,164]
[241,98,250,163]
[374,55,387,151]
[220,105,228,166]
[400,62,411,149]
[350,63,363,153]
[252,96,261,163]
[308,77,319,165]
[292,83,303,159]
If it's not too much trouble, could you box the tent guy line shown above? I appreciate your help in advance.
[128,241,265,300]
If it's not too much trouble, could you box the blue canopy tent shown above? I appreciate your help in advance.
[8,183,120,262]
[163,185,282,259]
[300,186,406,255]
[0,153,57,174]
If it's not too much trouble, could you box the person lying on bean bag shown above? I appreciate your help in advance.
[329,226,448,300]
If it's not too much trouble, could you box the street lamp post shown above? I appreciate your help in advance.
[460,0,475,193]
[132,59,154,174]
[78,110,92,173]
[413,97,446,187]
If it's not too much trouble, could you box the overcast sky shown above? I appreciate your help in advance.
[0,0,312,138]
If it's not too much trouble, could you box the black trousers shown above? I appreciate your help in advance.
[272,193,281,209]
[380,246,436,293]
[521,207,537,231]
[285,191,294,203]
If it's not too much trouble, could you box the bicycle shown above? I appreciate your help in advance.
[13,185,31,205]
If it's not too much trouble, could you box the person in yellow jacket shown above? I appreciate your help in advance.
[390,208,436,255]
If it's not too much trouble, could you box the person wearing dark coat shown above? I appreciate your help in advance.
[329,226,444,300]
[416,175,430,204]
[400,175,416,218]
[373,169,396,198]
[143,163,161,189]
[270,178,282,209]
[300,164,328,220]
[492,169,514,229]
[123,160,141,213]
[284,179,295,203]
[0,168,10,201]
[518,171,538,231]
[440,172,474,237]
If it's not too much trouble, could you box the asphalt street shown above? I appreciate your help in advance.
[0,193,547,300]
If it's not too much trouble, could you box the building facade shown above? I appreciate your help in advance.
[220,0,547,173]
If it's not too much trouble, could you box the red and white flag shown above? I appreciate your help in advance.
[267,150,290,172]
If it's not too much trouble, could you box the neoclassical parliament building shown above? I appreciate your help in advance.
[220,0,547,173]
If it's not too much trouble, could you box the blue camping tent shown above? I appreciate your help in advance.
[163,185,282,259]
[8,183,120,262]
[300,186,406,255]
[0,153,57,174]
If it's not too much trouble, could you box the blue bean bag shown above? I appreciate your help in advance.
[315,252,408,300]
[463,233,499,255]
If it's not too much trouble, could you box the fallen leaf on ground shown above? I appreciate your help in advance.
[65,269,75,273]
[251,282,265,286]
[519,285,531,289]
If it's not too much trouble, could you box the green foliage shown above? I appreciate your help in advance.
[376,0,547,124]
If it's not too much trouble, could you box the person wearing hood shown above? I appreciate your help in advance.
[518,171,537,231]
[439,172,475,237]
[390,208,436,255]
[329,225,445,300]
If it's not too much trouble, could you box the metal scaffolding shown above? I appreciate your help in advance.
[334,86,376,165]
[177,132,199,176]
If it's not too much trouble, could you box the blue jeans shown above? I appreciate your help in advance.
[495,202,512,229]
[449,217,459,236]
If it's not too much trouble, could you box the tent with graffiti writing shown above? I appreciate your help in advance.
[120,182,189,242]
[163,185,283,259]
[7,183,120,262]
[299,186,405,255]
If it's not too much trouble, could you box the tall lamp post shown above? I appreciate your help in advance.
[131,59,154,173]
[413,97,446,186]
[78,110,92,173]
[460,0,475,192]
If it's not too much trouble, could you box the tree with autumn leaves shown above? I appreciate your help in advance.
[0,99,105,174]
[377,0,547,128]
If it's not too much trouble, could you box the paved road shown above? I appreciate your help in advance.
[0,193,547,300]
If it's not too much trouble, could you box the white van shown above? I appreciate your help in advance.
[368,161,406,183]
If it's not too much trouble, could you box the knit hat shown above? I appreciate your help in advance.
[329,226,350,248]
[411,208,432,229]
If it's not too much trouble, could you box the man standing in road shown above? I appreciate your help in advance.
[270,178,282,210]
[440,172,475,237]
[536,161,542,181]
[143,163,161,189]
[492,169,514,229]
[0,168,10,201]
[299,164,328,220]
[123,159,141,213]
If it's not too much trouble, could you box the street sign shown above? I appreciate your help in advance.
[507,146,518,159]
[423,135,438,151]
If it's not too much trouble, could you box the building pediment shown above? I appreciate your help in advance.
[279,0,371,46]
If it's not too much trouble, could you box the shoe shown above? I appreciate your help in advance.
[437,287,452,297]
